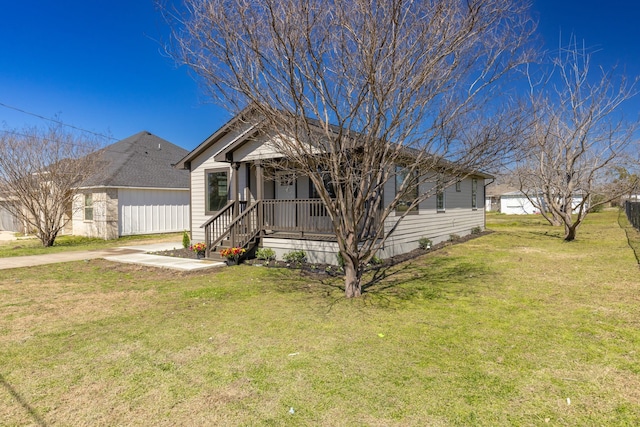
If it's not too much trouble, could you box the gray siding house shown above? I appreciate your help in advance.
[72,131,190,239]
[175,112,489,264]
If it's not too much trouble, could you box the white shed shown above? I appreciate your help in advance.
[500,191,585,215]
[500,191,540,215]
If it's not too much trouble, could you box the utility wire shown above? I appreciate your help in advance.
[0,101,118,141]
[0,129,134,155]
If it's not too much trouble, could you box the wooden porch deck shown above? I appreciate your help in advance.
[263,230,337,241]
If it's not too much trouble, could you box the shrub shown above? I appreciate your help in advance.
[418,237,432,250]
[255,247,276,260]
[338,252,382,268]
[449,234,460,242]
[369,255,383,265]
[589,194,606,213]
[182,230,191,249]
[471,226,482,235]
[283,250,306,264]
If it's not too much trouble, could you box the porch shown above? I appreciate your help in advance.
[201,160,384,259]
[201,198,338,258]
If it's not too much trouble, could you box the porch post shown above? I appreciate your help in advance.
[255,161,264,200]
[245,163,251,204]
[256,161,264,234]
[232,162,240,216]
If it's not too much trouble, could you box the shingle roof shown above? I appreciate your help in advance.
[485,183,518,197]
[82,131,189,189]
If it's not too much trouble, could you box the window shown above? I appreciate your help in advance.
[455,180,461,192]
[395,166,419,213]
[84,193,93,221]
[309,172,335,217]
[309,172,336,199]
[471,178,478,209]
[436,175,445,212]
[206,170,229,213]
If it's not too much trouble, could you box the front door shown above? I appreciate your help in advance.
[274,171,297,229]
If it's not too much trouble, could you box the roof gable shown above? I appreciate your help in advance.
[174,105,262,170]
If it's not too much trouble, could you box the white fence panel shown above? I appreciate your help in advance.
[118,189,189,236]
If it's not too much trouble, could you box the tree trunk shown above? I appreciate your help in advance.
[343,254,363,298]
[564,224,577,241]
[40,232,57,247]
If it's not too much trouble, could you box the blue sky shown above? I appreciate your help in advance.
[1,0,639,151]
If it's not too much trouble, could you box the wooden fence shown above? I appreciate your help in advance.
[625,201,640,231]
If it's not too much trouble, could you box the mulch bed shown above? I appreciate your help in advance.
[148,247,201,259]
[150,231,491,277]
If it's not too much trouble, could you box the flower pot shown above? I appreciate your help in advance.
[226,259,237,266]
[196,251,205,259]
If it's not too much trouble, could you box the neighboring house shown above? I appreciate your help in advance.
[484,183,517,212]
[175,111,490,264]
[621,194,640,202]
[0,196,24,233]
[500,190,585,215]
[71,131,190,239]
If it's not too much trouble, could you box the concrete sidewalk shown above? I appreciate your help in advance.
[0,242,225,271]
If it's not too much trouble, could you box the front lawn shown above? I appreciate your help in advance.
[1,210,639,425]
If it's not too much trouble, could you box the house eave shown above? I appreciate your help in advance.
[74,185,190,191]
[174,105,259,170]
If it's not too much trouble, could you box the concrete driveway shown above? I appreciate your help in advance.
[0,230,18,242]
[0,241,225,271]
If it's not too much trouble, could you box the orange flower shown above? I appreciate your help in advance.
[219,247,246,259]
[190,242,207,252]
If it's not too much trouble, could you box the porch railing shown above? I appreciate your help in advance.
[263,199,334,234]
[262,199,382,238]
[203,199,382,257]
[202,201,261,257]
[225,201,261,249]
[201,201,235,257]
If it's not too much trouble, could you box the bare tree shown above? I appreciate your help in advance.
[0,124,104,246]
[515,36,640,241]
[165,0,535,297]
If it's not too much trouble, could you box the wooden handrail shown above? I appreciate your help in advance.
[225,201,262,249]
[200,200,235,229]
[205,200,262,257]
[201,201,236,257]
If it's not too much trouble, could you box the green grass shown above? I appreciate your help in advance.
[1,210,640,425]
[0,232,183,257]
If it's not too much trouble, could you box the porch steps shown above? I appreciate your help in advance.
[207,235,258,262]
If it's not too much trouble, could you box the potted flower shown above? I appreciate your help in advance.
[189,242,207,259]
[219,246,246,265]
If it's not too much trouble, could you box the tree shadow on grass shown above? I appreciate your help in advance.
[268,232,495,306]
[528,230,565,240]
[362,256,493,303]
[0,373,47,426]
